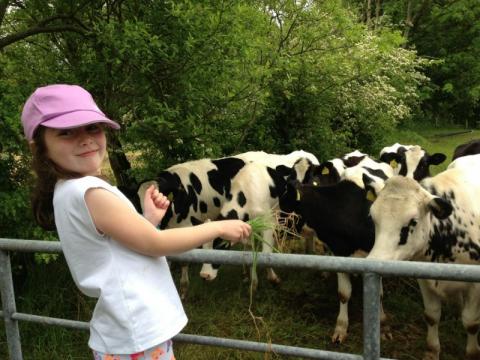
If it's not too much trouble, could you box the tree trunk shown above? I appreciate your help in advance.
[366,0,372,27]
[105,130,142,211]
[375,0,381,30]
[106,131,133,186]
[404,0,431,40]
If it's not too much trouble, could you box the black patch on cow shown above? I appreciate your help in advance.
[412,156,430,181]
[343,155,365,168]
[172,182,199,224]
[237,191,247,207]
[429,186,438,197]
[468,241,480,261]
[160,207,173,229]
[427,218,458,262]
[362,167,389,180]
[395,147,408,176]
[207,157,246,200]
[453,139,480,160]
[189,173,202,194]
[425,192,463,262]
[155,171,193,226]
[225,209,239,219]
[279,180,375,257]
[213,197,221,207]
[267,166,289,199]
[399,219,417,245]
[449,190,455,200]
[412,153,446,181]
[243,213,250,222]
[190,216,203,226]
[187,185,198,213]
[199,201,208,213]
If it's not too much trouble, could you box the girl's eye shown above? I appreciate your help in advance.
[58,129,73,137]
[86,124,103,133]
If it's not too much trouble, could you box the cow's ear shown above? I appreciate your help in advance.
[362,173,384,202]
[389,153,402,169]
[318,161,333,175]
[428,197,453,219]
[276,165,294,178]
[428,153,447,166]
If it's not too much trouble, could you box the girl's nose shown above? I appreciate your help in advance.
[79,130,94,145]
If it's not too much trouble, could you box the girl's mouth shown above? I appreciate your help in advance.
[78,150,98,157]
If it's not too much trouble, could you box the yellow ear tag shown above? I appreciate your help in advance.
[366,189,376,202]
[296,189,302,201]
[321,167,330,175]
[167,193,174,201]
[390,159,398,169]
[312,181,319,186]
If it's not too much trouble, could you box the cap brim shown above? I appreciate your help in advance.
[41,110,120,130]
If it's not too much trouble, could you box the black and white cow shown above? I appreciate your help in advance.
[199,157,318,289]
[138,150,318,297]
[312,150,381,187]
[379,143,446,181]
[367,159,480,360]
[137,156,246,297]
[452,139,480,161]
[279,163,392,344]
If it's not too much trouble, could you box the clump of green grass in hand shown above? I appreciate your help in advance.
[244,211,302,345]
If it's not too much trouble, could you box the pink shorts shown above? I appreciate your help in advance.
[92,339,175,360]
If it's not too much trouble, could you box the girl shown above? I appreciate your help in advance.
[21,84,251,360]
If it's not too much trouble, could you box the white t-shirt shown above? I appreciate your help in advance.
[53,176,187,354]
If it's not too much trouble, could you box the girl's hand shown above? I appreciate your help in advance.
[143,185,170,226]
[217,220,252,245]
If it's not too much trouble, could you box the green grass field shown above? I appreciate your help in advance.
[2,126,479,360]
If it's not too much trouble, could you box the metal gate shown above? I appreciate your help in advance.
[2,238,480,360]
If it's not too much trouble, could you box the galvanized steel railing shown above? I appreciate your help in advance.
[2,238,480,360]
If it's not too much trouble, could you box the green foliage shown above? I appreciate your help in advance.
[250,1,430,158]
[0,0,434,237]
[409,0,480,125]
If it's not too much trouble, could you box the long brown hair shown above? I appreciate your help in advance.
[31,126,82,230]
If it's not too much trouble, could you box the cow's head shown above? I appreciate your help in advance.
[406,146,446,181]
[368,176,452,261]
[380,144,446,181]
[308,159,345,186]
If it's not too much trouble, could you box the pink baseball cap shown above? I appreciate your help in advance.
[21,84,120,141]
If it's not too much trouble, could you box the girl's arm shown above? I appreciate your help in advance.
[85,187,251,257]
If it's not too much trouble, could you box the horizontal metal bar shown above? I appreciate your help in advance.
[174,333,396,360]
[0,310,392,359]
[0,239,62,253]
[3,238,480,282]
[7,312,90,330]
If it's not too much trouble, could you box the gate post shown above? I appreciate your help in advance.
[0,250,23,360]
[363,272,381,360]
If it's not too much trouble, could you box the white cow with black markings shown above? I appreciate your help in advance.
[368,155,480,360]
[199,156,320,288]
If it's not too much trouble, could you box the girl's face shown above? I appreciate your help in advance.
[43,124,107,176]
